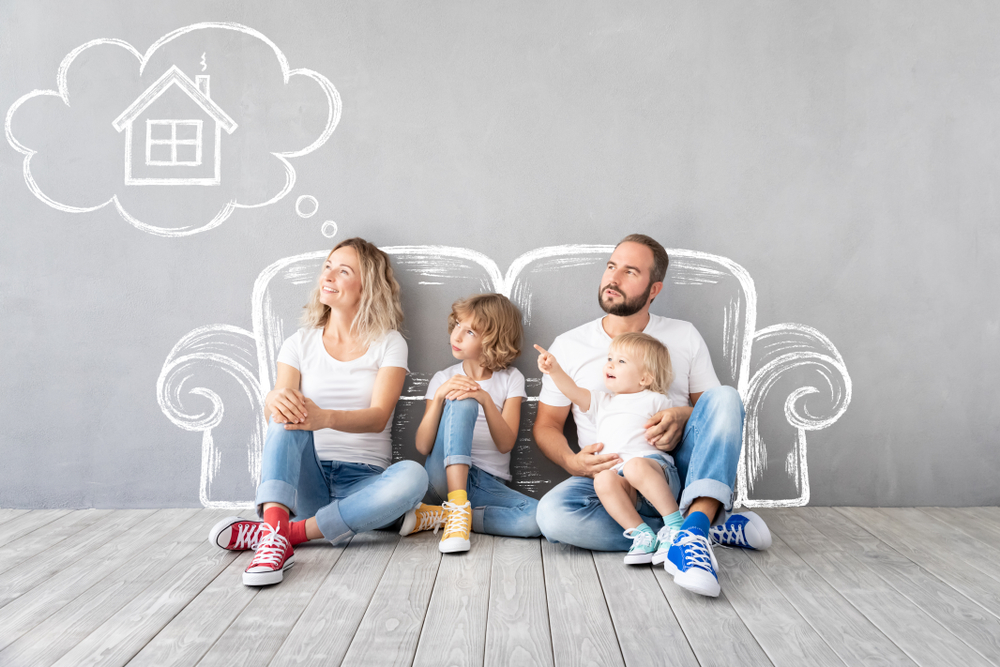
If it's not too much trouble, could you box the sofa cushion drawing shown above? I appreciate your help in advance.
[157,244,852,510]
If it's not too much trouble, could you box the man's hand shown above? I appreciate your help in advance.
[283,398,328,431]
[644,407,693,452]
[567,442,621,478]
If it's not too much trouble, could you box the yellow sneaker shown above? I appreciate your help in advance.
[399,503,447,536]
[439,500,472,553]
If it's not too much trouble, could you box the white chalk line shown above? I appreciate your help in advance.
[5,22,341,238]
[158,245,848,508]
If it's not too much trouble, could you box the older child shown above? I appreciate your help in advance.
[401,293,540,553]
[535,332,688,567]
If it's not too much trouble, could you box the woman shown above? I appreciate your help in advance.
[208,237,428,586]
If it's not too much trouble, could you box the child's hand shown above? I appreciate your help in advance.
[534,344,559,375]
[434,375,483,402]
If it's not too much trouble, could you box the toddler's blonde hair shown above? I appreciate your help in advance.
[610,332,674,394]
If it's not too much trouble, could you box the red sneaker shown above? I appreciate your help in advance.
[243,522,295,586]
[209,516,265,551]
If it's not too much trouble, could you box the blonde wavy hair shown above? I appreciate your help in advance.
[301,238,404,346]
[448,293,523,371]
[610,332,674,395]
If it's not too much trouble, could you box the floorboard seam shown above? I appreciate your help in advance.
[538,539,557,667]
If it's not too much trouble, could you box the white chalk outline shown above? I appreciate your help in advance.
[5,22,342,237]
[295,195,319,218]
[320,221,338,238]
[145,119,204,167]
[114,65,236,185]
[157,245,851,509]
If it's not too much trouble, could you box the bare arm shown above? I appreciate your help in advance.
[533,344,591,411]
[482,396,522,455]
[284,366,407,433]
[266,363,307,423]
[533,401,621,478]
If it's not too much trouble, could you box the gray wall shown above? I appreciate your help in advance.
[1,0,996,508]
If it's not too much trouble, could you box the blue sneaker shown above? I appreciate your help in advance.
[710,511,772,550]
[663,529,720,597]
[623,526,658,564]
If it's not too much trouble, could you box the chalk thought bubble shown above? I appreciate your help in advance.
[5,23,341,237]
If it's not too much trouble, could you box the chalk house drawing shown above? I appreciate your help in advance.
[5,22,341,237]
[112,65,237,185]
[158,245,851,510]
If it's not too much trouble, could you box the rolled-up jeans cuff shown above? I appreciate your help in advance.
[679,479,734,525]
[255,479,299,519]
[315,501,354,546]
[443,454,472,468]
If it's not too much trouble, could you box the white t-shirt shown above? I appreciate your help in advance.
[276,327,408,466]
[539,314,720,448]
[586,390,674,465]
[425,364,527,481]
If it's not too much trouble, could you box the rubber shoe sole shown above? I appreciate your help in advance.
[209,516,260,551]
[624,551,655,565]
[243,553,295,586]
[663,558,721,597]
[439,537,470,553]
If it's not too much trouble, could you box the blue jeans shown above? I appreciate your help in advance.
[424,399,540,538]
[536,385,745,551]
[255,420,428,545]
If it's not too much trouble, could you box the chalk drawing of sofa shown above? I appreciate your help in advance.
[158,245,852,510]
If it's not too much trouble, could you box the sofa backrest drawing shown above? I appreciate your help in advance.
[158,244,851,510]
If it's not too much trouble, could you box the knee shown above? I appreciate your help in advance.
[536,489,570,542]
[265,420,311,446]
[447,398,480,418]
[593,469,618,494]
[388,460,429,504]
[702,385,744,418]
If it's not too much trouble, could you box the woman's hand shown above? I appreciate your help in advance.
[268,387,308,424]
[434,375,483,402]
[283,398,328,431]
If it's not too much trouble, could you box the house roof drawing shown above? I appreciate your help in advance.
[112,65,237,133]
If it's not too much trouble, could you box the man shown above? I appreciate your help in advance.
[533,234,770,597]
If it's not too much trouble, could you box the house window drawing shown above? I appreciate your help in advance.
[112,65,237,186]
[146,119,203,166]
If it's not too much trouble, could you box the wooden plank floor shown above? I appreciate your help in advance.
[0,508,998,666]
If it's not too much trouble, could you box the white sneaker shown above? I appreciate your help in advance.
[651,525,677,565]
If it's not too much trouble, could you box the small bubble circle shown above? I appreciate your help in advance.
[295,195,319,219]
[321,221,338,238]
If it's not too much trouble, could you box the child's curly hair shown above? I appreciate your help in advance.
[448,294,523,371]
[610,332,674,394]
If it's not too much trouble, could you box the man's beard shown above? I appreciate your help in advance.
[598,280,652,317]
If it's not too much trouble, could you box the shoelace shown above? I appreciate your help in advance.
[655,526,676,549]
[711,522,748,548]
[441,501,471,538]
[416,508,447,535]
[673,530,716,572]
[623,527,656,551]
[248,522,290,569]
[234,522,263,550]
